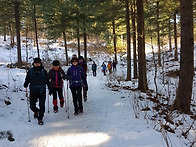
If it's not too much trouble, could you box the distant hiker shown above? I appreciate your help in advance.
[49,60,66,113]
[72,54,77,59]
[112,60,117,71]
[101,62,106,76]
[24,57,50,125]
[67,56,88,116]
[92,61,97,77]
[107,61,112,74]
[78,55,88,102]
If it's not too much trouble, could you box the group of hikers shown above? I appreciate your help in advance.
[91,60,117,77]
[101,60,117,76]
[23,55,88,125]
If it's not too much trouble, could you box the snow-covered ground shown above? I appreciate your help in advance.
[0,36,195,147]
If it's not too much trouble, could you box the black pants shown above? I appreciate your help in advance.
[52,88,63,100]
[92,70,96,76]
[30,92,46,120]
[70,86,83,113]
[103,69,106,76]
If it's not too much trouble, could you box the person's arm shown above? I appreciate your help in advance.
[23,69,30,88]
[67,68,71,80]
[61,70,67,80]
[81,68,87,86]
[44,69,51,90]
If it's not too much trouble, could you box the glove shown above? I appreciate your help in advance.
[85,85,88,91]
[49,89,52,95]
[24,82,28,88]
[60,73,63,78]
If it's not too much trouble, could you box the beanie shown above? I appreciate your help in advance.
[52,60,60,66]
[33,57,41,63]
[79,56,84,60]
[72,54,77,58]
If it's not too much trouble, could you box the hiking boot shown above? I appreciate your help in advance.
[53,106,58,113]
[54,109,58,113]
[84,96,87,102]
[74,111,78,116]
[60,100,64,108]
[34,112,38,118]
[38,119,43,125]
[78,109,83,114]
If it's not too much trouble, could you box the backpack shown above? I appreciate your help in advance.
[29,67,46,93]
[107,64,111,69]
[92,64,97,70]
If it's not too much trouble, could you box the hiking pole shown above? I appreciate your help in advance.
[67,81,69,119]
[63,82,67,112]
[47,90,50,113]
[26,88,31,122]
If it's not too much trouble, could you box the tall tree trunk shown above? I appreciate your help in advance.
[126,0,131,81]
[83,17,87,63]
[77,19,80,58]
[63,31,68,66]
[168,17,172,52]
[112,20,118,64]
[14,0,22,68]
[174,11,178,61]
[157,1,161,66]
[137,0,148,92]
[172,0,193,114]
[131,0,137,79]
[25,25,28,64]
[3,25,6,41]
[33,3,40,58]
[9,21,14,48]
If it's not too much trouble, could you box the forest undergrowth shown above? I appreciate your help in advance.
[105,50,196,147]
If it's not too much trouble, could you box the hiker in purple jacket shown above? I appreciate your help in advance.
[67,56,88,115]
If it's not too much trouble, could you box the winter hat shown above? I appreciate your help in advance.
[72,54,77,58]
[33,57,41,63]
[79,56,84,60]
[71,56,78,63]
[52,60,60,66]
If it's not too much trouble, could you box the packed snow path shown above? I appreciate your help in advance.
[0,70,164,147]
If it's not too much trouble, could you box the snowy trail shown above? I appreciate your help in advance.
[0,69,164,147]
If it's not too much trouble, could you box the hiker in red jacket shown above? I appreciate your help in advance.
[49,60,66,113]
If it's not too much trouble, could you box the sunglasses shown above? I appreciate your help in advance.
[72,60,78,63]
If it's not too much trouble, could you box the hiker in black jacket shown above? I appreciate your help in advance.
[24,57,50,125]
[92,61,97,77]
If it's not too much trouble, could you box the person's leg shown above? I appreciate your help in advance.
[38,93,46,121]
[83,86,87,102]
[77,87,83,113]
[70,87,79,115]
[93,70,95,76]
[30,92,39,118]
[57,88,64,107]
[52,88,58,112]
